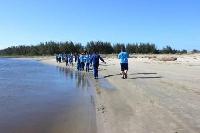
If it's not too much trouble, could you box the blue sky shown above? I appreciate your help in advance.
[0,0,199,50]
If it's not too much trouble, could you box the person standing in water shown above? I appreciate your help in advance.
[90,51,106,79]
[118,47,129,79]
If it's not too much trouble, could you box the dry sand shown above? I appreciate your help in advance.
[39,54,200,133]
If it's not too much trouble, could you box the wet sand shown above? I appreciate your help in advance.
[0,58,96,133]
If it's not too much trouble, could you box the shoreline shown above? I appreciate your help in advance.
[36,56,120,133]
[37,56,106,133]
[0,58,97,133]
[3,54,200,133]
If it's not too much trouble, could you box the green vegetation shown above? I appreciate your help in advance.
[0,41,190,56]
[191,49,200,53]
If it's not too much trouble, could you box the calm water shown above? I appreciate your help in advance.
[0,58,96,133]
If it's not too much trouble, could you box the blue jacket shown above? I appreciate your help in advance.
[69,55,73,62]
[77,55,80,63]
[65,55,68,61]
[118,52,128,63]
[85,55,91,63]
[79,55,85,63]
[90,54,104,67]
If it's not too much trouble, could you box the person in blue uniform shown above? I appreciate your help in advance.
[65,54,69,66]
[90,51,106,79]
[69,54,73,66]
[74,53,78,62]
[85,52,91,72]
[77,54,81,71]
[58,54,62,63]
[56,54,59,63]
[79,53,86,71]
[118,47,128,79]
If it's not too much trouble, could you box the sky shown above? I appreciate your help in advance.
[0,0,199,50]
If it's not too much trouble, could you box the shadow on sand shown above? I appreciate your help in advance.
[129,76,162,79]
[103,74,121,78]
[103,72,162,79]
[129,72,157,75]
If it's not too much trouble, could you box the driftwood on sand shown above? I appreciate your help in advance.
[159,57,177,61]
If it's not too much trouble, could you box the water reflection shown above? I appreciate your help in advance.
[57,67,90,90]
[0,59,97,133]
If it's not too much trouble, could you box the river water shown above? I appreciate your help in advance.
[0,58,96,133]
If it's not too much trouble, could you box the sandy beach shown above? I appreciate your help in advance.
[39,54,200,133]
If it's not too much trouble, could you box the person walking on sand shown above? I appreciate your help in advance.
[69,54,73,66]
[77,54,81,71]
[58,54,62,63]
[85,52,91,72]
[56,54,59,63]
[118,47,128,79]
[65,54,69,66]
[79,52,86,71]
[74,53,78,63]
[90,51,106,79]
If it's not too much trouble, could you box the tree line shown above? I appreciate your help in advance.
[0,41,193,56]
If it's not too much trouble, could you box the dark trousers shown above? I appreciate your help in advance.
[93,65,99,78]
[80,62,85,71]
[77,62,80,71]
[86,63,90,72]
[58,57,61,63]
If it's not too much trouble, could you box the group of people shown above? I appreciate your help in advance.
[56,53,77,66]
[56,47,129,79]
[76,51,106,79]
